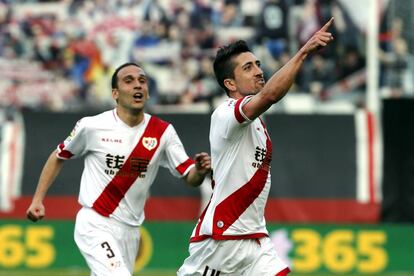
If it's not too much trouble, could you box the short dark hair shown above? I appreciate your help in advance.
[111,62,142,89]
[213,40,251,95]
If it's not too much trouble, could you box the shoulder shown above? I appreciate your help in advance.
[146,114,170,127]
[144,114,175,139]
[212,99,236,118]
[213,97,251,122]
[219,98,238,110]
[145,114,171,132]
[78,110,114,128]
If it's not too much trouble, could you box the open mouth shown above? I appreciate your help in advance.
[133,92,143,100]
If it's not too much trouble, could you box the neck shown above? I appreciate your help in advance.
[229,91,244,100]
[229,90,240,99]
[230,89,257,100]
[116,106,144,127]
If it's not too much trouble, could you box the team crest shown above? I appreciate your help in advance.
[142,137,157,151]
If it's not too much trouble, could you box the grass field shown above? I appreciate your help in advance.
[0,270,174,276]
[1,270,414,276]
[0,270,162,276]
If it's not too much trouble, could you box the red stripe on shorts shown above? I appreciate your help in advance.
[276,267,291,276]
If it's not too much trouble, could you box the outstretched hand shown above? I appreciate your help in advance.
[302,17,334,55]
[194,152,211,176]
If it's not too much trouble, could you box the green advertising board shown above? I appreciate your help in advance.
[0,220,413,274]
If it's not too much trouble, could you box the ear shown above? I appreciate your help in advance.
[223,78,236,92]
[112,88,118,100]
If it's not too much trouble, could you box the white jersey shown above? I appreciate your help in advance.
[57,109,195,226]
[190,96,272,242]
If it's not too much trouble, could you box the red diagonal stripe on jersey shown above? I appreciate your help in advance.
[212,129,273,235]
[234,97,246,123]
[194,198,211,237]
[92,116,169,217]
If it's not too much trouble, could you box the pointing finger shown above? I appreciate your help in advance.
[320,17,334,32]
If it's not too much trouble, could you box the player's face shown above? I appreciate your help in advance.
[112,65,149,112]
[232,52,265,96]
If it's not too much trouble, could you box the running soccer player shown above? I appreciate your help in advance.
[26,63,211,276]
[178,18,334,276]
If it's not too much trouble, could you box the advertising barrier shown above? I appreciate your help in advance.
[1,220,413,274]
[19,110,380,223]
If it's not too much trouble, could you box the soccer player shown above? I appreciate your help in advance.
[26,63,211,276]
[178,18,334,276]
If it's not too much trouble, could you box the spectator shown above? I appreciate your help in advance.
[0,0,370,111]
[300,54,335,99]
[256,0,289,59]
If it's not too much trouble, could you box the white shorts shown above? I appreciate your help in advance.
[74,207,140,276]
[177,237,290,276]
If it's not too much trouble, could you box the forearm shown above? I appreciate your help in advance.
[263,48,308,103]
[184,152,211,187]
[243,49,308,119]
[32,151,64,203]
[243,18,333,119]
[185,168,207,187]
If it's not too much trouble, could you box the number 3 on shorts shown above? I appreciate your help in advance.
[101,241,115,258]
[203,266,221,276]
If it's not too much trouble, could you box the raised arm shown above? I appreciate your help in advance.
[26,150,65,222]
[185,152,211,187]
[243,17,334,120]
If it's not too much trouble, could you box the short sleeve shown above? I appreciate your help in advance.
[56,119,88,160]
[214,96,253,140]
[160,125,195,177]
[234,96,253,124]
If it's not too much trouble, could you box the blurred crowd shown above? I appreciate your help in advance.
[0,0,413,112]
